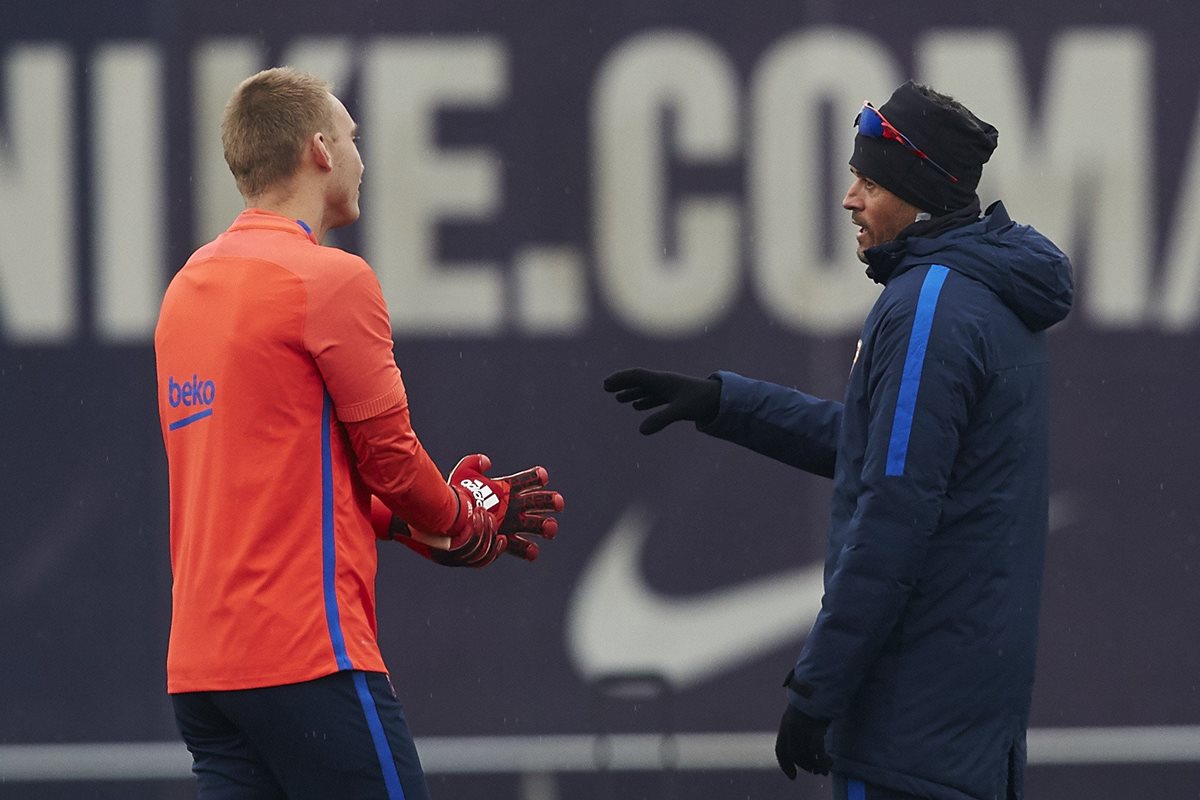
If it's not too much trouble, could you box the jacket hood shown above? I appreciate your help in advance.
[867,201,1074,332]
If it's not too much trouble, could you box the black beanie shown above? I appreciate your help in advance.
[849,81,999,215]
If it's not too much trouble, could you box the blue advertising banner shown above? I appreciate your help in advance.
[2,1,1199,797]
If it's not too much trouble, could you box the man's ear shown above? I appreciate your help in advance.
[311,132,333,171]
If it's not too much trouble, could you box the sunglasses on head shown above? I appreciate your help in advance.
[855,101,959,184]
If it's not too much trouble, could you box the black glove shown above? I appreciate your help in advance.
[775,703,832,779]
[602,368,720,435]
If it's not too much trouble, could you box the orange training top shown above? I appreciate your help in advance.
[155,209,453,693]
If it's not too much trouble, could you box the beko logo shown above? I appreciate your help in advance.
[167,374,216,430]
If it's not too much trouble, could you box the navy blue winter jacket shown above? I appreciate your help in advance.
[701,201,1072,799]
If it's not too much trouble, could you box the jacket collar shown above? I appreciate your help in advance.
[228,208,319,245]
[863,197,983,285]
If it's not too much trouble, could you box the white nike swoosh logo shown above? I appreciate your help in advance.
[565,505,825,690]
[566,496,1076,691]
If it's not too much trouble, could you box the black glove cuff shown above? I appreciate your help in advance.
[694,375,722,426]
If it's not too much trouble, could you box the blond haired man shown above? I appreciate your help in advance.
[155,67,562,799]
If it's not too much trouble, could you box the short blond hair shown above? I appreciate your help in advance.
[220,67,333,198]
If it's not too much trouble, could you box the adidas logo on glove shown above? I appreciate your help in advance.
[458,478,500,511]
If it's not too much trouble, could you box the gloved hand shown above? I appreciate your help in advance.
[493,464,564,561]
[419,454,563,567]
[432,454,508,568]
[602,368,720,435]
[775,703,832,779]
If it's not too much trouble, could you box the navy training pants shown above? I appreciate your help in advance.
[172,670,430,800]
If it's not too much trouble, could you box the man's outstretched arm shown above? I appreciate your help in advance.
[604,367,841,478]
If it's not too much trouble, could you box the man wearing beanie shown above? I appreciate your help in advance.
[604,81,1073,800]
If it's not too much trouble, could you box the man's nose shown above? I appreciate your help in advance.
[842,185,860,210]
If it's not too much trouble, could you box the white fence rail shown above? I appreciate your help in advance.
[3,727,1200,783]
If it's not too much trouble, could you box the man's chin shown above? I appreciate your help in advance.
[330,206,360,230]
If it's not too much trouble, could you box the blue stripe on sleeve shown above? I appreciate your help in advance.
[885,264,950,476]
[847,778,866,800]
[321,392,353,671]
[353,672,406,799]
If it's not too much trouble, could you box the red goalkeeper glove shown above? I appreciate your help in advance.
[492,464,564,561]
[408,454,563,567]
[428,454,508,568]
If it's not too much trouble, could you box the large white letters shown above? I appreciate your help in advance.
[921,30,1153,327]
[1158,96,1200,330]
[362,38,507,334]
[0,46,74,342]
[0,28,1192,344]
[192,39,263,246]
[593,32,739,336]
[93,43,164,341]
[749,28,893,334]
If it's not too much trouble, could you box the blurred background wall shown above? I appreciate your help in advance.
[2,1,1198,797]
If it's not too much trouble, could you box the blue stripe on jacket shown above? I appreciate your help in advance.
[321,392,353,670]
[885,264,950,476]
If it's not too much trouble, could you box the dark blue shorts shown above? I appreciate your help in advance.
[172,670,430,800]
